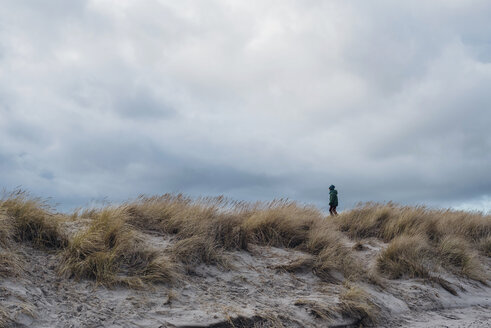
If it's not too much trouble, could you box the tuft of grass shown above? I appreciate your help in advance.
[336,203,395,240]
[437,236,486,283]
[294,299,334,320]
[0,207,23,279]
[0,250,22,278]
[376,234,432,279]
[242,201,320,248]
[0,212,13,248]
[126,196,364,282]
[313,245,362,283]
[338,283,379,326]
[307,221,364,282]
[127,195,248,251]
[169,235,226,267]
[275,256,315,273]
[0,190,67,249]
[0,306,13,328]
[478,235,491,257]
[59,208,177,287]
[336,203,491,245]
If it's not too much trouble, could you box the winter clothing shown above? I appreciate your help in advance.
[329,187,338,216]
[329,189,338,206]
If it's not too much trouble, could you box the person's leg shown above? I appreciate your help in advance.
[333,206,338,215]
[329,205,335,216]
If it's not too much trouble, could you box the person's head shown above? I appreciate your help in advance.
[329,185,335,190]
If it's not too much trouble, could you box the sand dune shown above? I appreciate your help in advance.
[1,192,490,327]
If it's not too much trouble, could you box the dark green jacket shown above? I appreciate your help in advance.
[329,190,338,206]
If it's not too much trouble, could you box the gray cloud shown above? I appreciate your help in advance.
[0,0,490,212]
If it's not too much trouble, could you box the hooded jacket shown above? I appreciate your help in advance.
[329,189,338,206]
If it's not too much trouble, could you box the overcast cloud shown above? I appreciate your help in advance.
[1,0,490,212]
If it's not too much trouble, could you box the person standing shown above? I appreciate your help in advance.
[329,185,338,216]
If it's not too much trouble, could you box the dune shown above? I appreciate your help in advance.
[0,191,489,327]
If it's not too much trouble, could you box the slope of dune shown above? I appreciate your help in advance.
[0,192,490,327]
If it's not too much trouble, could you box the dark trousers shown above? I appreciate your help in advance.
[329,205,338,216]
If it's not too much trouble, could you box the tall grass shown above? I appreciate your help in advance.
[306,221,363,282]
[59,207,177,287]
[0,190,67,248]
[125,196,362,282]
[377,233,487,285]
[338,283,379,326]
[0,191,67,279]
[2,191,488,288]
[336,203,490,283]
[376,234,433,279]
[242,200,319,247]
[437,236,485,282]
[0,211,13,248]
[336,203,490,243]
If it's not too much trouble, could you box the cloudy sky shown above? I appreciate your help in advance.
[1,0,490,212]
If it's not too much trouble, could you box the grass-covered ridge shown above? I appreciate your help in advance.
[334,203,490,283]
[0,190,489,326]
[1,191,489,287]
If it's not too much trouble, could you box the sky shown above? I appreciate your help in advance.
[1,0,490,213]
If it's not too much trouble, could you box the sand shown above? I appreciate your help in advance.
[1,231,490,327]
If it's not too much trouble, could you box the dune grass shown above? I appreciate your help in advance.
[1,190,488,290]
[337,203,489,283]
[0,306,13,328]
[479,235,491,256]
[0,190,67,249]
[376,233,487,287]
[338,283,379,326]
[306,221,363,282]
[437,235,485,282]
[335,203,491,244]
[124,196,362,282]
[242,200,319,248]
[67,197,489,285]
[58,207,178,287]
[0,191,67,279]
[376,234,433,279]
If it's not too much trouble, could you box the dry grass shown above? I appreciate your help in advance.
[111,197,375,283]
[376,234,433,279]
[306,221,364,282]
[59,207,178,287]
[0,306,13,328]
[127,195,248,249]
[294,299,334,320]
[338,283,379,326]
[338,203,489,283]
[2,189,487,290]
[242,201,319,247]
[336,203,491,245]
[0,200,23,278]
[377,233,486,287]
[437,236,486,283]
[274,256,315,273]
[125,196,363,282]
[478,235,491,257]
[0,190,67,249]
[0,212,13,248]
[169,235,226,267]
[0,250,22,278]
